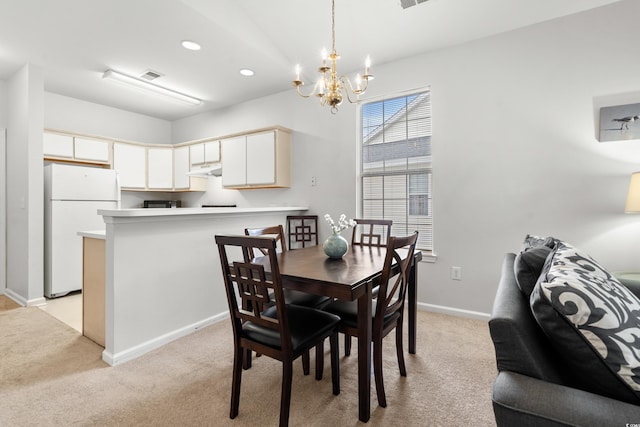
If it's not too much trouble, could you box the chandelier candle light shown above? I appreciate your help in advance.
[292,0,373,114]
[323,214,356,259]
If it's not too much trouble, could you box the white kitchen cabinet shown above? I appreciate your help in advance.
[147,147,173,189]
[173,146,190,190]
[221,129,291,189]
[190,140,220,166]
[246,132,276,185]
[74,137,110,163]
[44,132,110,164]
[221,136,247,187]
[43,133,74,159]
[113,143,146,189]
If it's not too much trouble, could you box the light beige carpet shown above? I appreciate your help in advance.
[1,307,497,426]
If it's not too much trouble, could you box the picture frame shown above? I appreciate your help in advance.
[599,102,640,142]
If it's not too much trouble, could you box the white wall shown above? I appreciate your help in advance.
[0,82,6,294]
[6,64,45,305]
[45,92,171,145]
[174,0,640,315]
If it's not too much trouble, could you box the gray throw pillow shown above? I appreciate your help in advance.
[514,235,557,297]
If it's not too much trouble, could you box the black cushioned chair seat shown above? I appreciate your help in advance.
[323,299,399,329]
[283,288,332,308]
[243,305,340,351]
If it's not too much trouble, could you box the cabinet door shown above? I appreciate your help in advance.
[204,141,220,163]
[43,133,74,158]
[221,136,247,187]
[74,137,110,163]
[190,143,205,166]
[246,132,275,185]
[173,146,190,190]
[148,147,173,189]
[113,143,146,189]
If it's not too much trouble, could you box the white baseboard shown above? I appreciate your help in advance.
[418,302,490,320]
[102,311,228,366]
[3,288,46,307]
[99,303,490,367]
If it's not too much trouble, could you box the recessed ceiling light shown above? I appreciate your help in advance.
[181,40,201,51]
[239,69,254,77]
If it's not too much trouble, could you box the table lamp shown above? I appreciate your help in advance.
[625,172,640,213]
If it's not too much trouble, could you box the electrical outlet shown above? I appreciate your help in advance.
[311,176,316,186]
[451,266,462,281]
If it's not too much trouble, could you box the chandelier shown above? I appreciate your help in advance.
[292,0,372,114]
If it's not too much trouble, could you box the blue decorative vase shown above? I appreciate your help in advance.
[323,232,349,259]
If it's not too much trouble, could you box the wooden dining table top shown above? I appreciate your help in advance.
[254,244,421,301]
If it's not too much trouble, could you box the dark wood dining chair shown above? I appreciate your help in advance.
[245,225,331,309]
[286,215,319,250]
[323,231,418,408]
[351,218,393,247]
[216,235,340,427]
[343,218,394,354]
[244,225,332,373]
[245,224,287,255]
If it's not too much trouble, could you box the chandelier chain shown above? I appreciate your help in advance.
[331,0,336,53]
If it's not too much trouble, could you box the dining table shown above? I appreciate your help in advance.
[254,243,422,423]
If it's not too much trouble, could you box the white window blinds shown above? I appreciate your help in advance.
[359,89,433,250]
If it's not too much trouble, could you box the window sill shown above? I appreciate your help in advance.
[416,250,437,263]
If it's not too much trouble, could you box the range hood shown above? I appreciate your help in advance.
[186,163,222,177]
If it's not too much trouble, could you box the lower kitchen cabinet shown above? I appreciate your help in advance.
[82,236,105,347]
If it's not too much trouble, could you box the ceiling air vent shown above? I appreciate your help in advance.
[400,0,428,10]
[140,70,164,81]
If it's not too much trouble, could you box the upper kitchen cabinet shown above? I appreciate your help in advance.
[43,132,73,159]
[221,128,291,189]
[113,143,146,189]
[44,131,110,165]
[190,140,220,166]
[147,147,173,190]
[174,146,190,190]
[74,137,110,163]
[174,145,207,192]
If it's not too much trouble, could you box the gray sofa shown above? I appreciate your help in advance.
[490,244,640,426]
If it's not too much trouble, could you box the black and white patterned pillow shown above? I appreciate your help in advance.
[531,240,640,404]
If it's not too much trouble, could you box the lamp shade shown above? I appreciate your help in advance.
[625,172,640,213]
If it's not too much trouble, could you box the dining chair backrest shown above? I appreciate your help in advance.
[245,224,287,256]
[374,231,419,328]
[351,219,393,247]
[286,215,319,250]
[215,234,291,353]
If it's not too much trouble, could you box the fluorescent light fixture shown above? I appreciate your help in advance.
[102,69,202,105]
[239,68,254,77]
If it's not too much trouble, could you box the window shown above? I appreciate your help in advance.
[359,89,433,251]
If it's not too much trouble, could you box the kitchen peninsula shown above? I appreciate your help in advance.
[97,206,307,366]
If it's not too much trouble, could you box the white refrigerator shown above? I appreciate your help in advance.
[44,163,120,298]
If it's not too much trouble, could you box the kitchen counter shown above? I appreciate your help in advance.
[98,206,308,219]
[98,205,308,365]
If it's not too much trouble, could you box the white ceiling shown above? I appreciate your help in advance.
[0,0,622,121]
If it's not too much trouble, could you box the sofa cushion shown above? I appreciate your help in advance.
[530,240,640,404]
[514,235,556,298]
[519,234,554,252]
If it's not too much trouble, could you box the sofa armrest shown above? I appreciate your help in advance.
[493,371,640,427]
